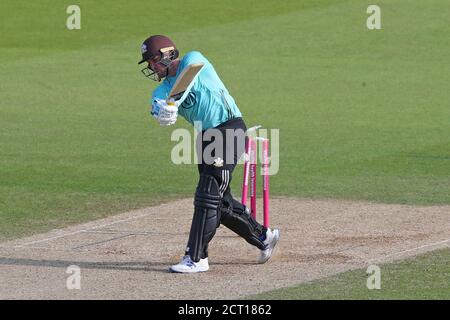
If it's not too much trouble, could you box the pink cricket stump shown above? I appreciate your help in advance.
[249,138,257,219]
[262,138,270,228]
[241,136,251,206]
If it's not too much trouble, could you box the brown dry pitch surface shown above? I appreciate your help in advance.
[0,198,449,299]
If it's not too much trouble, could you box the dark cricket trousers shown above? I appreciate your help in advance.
[196,117,247,197]
[187,117,266,260]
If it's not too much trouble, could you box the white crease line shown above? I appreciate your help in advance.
[88,212,154,230]
[367,238,450,264]
[0,245,53,251]
[1,245,153,255]
[13,212,154,248]
[13,230,87,248]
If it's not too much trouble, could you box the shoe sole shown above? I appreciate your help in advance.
[168,267,209,273]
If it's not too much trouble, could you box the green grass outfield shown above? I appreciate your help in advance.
[247,248,450,299]
[1,0,449,240]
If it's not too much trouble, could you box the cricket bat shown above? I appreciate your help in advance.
[167,62,204,104]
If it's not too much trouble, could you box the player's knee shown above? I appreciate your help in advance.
[194,174,221,209]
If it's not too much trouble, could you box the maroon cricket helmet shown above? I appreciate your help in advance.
[138,35,179,65]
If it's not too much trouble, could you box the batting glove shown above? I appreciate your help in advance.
[151,98,179,126]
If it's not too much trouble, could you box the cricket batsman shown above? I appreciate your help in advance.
[138,35,280,273]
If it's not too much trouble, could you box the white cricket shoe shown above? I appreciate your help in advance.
[169,255,209,273]
[258,228,280,264]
